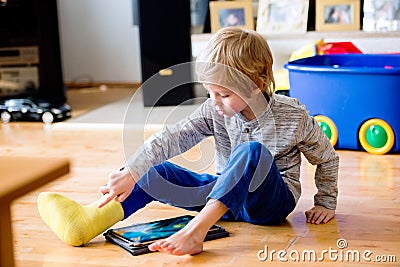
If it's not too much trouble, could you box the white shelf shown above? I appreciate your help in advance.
[192,31,400,42]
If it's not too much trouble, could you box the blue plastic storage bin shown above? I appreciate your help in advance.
[285,54,400,154]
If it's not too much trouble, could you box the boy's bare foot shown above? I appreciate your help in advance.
[149,199,228,255]
[148,227,206,256]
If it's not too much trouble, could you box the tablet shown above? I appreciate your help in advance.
[104,215,229,255]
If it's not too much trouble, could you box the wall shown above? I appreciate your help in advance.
[57,0,141,84]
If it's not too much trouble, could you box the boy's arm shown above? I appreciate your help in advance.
[97,102,215,208]
[297,113,339,215]
[127,102,214,179]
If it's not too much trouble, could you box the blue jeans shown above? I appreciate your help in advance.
[121,141,295,225]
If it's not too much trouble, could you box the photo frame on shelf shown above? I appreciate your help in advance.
[362,0,400,32]
[209,1,254,33]
[256,0,310,34]
[315,0,361,31]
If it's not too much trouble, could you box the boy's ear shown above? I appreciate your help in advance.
[255,78,264,90]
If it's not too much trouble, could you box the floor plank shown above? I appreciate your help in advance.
[66,87,137,118]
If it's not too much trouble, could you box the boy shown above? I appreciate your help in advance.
[38,27,338,256]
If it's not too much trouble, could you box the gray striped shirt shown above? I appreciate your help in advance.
[128,94,339,209]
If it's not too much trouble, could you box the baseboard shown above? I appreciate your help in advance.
[65,82,141,90]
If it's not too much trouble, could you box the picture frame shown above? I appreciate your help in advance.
[316,0,361,31]
[362,0,400,32]
[256,0,310,34]
[209,1,254,33]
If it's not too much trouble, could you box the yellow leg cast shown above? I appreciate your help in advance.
[37,192,124,246]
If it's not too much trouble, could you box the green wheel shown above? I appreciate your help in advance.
[314,115,338,147]
[359,119,394,155]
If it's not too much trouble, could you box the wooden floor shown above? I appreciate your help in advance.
[1,91,399,266]
[66,86,136,118]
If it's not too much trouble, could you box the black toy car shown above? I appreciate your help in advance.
[0,98,71,124]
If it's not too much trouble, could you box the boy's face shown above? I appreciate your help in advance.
[204,83,248,118]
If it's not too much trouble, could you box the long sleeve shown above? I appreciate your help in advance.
[297,112,339,209]
[127,103,213,178]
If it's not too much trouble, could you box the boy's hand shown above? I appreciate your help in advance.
[305,205,335,224]
[98,167,138,208]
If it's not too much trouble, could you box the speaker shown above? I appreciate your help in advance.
[0,0,65,103]
[134,0,194,106]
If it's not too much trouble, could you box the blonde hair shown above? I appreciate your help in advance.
[196,27,275,96]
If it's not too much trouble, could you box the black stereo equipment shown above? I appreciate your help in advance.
[0,0,65,103]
